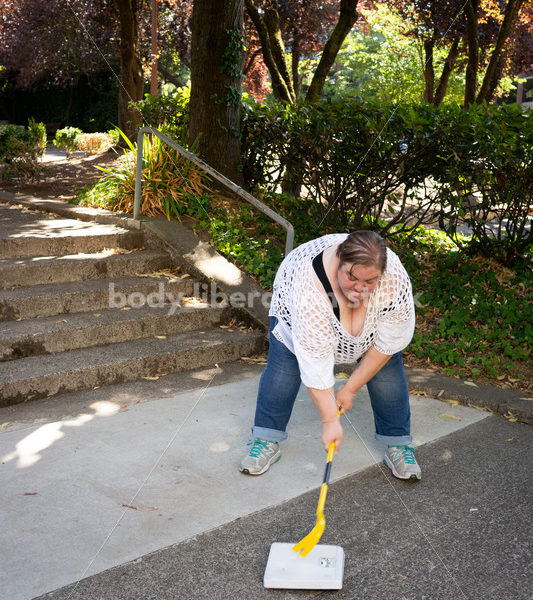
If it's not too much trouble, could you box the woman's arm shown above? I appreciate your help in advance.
[308,386,343,453]
[336,346,392,412]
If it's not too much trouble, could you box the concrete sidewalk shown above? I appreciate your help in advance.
[37,414,530,600]
[1,362,513,600]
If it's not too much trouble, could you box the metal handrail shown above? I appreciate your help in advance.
[133,126,294,256]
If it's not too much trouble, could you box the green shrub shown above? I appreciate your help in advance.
[135,88,190,144]
[53,126,83,158]
[0,118,46,178]
[432,102,532,265]
[241,99,532,265]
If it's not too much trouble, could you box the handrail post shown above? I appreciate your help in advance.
[133,128,146,221]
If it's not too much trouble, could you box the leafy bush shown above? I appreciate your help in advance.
[76,132,115,155]
[75,129,212,220]
[0,118,46,178]
[53,126,83,157]
[242,98,443,235]
[432,103,532,265]
[135,88,190,143]
[242,98,532,265]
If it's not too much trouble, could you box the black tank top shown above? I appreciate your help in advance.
[312,250,340,320]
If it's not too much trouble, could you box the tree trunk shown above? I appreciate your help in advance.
[305,0,359,103]
[476,0,524,104]
[292,29,301,99]
[464,0,479,107]
[244,0,294,103]
[189,0,244,183]
[433,37,460,107]
[484,55,506,103]
[423,37,435,103]
[114,0,144,142]
[264,6,296,100]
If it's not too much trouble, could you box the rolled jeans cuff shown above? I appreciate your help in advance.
[251,426,288,443]
[375,433,412,446]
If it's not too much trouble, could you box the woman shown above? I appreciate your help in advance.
[239,230,421,481]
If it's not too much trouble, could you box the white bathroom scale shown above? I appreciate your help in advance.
[263,542,345,590]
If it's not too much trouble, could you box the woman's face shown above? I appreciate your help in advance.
[337,262,382,306]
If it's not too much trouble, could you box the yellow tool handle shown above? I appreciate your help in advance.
[316,409,341,515]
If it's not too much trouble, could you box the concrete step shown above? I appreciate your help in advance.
[0,303,233,361]
[0,250,172,289]
[0,227,144,259]
[0,328,265,406]
[0,275,195,321]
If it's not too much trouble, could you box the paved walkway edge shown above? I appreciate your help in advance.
[1,191,530,424]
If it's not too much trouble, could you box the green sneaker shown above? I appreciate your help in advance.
[384,445,421,481]
[239,438,280,475]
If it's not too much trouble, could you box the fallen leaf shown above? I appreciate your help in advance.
[154,335,167,340]
[444,399,460,407]
[519,397,533,402]
[121,306,132,311]
[142,376,159,381]
[93,313,101,317]
[463,381,478,387]
[437,389,445,397]
[22,492,38,496]
[240,356,267,363]
[119,408,128,413]
[146,507,159,511]
[0,422,12,430]
[336,372,349,379]
[439,413,462,421]
[122,504,139,510]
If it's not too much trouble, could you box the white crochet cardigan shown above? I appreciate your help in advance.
[269,234,415,390]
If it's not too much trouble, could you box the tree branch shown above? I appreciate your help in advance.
[464,0,479,107]
[476,0,525,103]
[434,37,460,106]
[305,0,359,104]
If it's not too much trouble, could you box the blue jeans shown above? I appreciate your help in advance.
[252,317,412,446]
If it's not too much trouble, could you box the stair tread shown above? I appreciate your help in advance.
[0,250,169,270]
[0,274,193,299]
[0,205,133,240]
[0,328,260,383]
[0,303,224,339]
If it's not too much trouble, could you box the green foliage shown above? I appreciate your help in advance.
[432,102,532,265]
[317,5,466,104]
[75,128,212,221]
[135,87,190,144]
[241,97,532,265]
[27,118,47,156]
[0,118,47,178]
[221,28,246,78]
[53,126,83,157]
[391,228,531,382]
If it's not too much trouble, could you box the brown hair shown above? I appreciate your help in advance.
[336,230,388,274]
